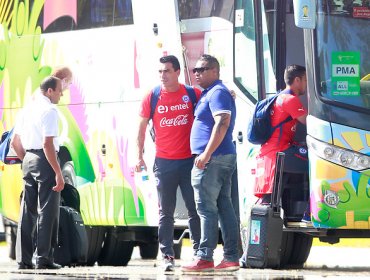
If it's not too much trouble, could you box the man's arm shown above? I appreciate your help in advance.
[195,113,231,169]
[10,134,26,161]
[297,114,307,125]
[43,136,64,192]
[135,116,149,172]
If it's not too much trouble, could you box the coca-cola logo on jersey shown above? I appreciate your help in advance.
[160,114,189,127]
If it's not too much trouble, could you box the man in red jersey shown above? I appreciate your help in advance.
[135,55,201,272]
[254,65,309,219]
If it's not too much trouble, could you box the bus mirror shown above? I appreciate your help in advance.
[293,0,316,29]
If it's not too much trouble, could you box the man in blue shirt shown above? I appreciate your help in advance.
[181,54,239,272]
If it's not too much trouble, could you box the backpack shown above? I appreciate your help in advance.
[247,91,293,145]
[0,128,22,164]
[149,85,197,141]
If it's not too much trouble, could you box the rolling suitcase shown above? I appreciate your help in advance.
[245,152,285,268]
[54,206,88,266]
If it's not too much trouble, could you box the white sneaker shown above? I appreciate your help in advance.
[163,256,175,272]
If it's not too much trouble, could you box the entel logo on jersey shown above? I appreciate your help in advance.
[157,105,168,113]
[157,103,190,114]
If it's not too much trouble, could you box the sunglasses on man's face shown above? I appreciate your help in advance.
[192,67,211,74]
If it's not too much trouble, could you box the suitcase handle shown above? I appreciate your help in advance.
[271,152,285,213]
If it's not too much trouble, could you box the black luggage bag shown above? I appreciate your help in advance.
[54,206,88,266]
[244,152,285,268]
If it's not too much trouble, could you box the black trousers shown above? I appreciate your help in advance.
[16,150,60,265]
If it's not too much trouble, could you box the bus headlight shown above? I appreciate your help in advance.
[307,136,370,171]
[358,156,370,169]
[339,151,353,166]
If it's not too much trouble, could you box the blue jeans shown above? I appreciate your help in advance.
[154,157,200,257]
[192,154,238,262]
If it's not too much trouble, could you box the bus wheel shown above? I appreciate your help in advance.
[288,233,313,268]
[279,231,294,267]
[174,240,183,259]
[139,241,159,259]
[85,226,106,266]
[97,229,134,266]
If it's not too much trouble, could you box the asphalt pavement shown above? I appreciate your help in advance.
[1,241,370,279]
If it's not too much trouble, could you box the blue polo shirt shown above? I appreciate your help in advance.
[190,80,236,156]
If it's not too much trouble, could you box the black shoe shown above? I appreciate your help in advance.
[36,262,62,269]
[18,262,35,269]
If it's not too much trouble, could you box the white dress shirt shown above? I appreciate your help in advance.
[14,92,59,152]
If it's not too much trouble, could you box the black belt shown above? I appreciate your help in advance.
[26,149,43,152]
[26,149,59,153]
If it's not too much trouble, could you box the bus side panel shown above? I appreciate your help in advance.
[0,15,159,226]
[309,121,370,229]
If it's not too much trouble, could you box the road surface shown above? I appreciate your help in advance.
[1,241,370,279]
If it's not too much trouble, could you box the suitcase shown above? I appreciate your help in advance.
[54,206,88,266]
[245,152,285,268]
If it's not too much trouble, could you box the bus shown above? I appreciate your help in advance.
[2,0,368,269]
[0,0,239,266]
[234,0,370,268]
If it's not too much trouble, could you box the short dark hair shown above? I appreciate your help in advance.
[159,55,180,71]
[284,64,306,85]
[40,76,60,93]
[198,54,220,72]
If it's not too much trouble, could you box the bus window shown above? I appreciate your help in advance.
[114,0,133,25]
[41,0,133,33]
[316,0,370,110]
[90,0,112,26]
[178,0,234,22]
[234,0,277,103]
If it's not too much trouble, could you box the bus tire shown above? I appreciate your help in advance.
[279,231,294,267]
[97,229,134,266]
[288,233,313,268]
[139,241,159,259]
[85,226,106,266]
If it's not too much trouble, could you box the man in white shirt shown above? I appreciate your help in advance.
[11,76,65,270]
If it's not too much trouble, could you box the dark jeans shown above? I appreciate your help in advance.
[154,156,200,257]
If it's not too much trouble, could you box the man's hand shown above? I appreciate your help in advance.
[135,159,147,172]
[53,172,65,192]
[230,89,236,100]
[194,153,210,170]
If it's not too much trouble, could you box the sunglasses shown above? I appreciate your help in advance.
[192,67,211,74]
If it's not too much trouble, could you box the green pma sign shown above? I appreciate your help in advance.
[331,52,360,96]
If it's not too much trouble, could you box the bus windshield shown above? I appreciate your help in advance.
[316,0,370,110]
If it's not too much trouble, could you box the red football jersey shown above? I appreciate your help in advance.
[139,84,201,159]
